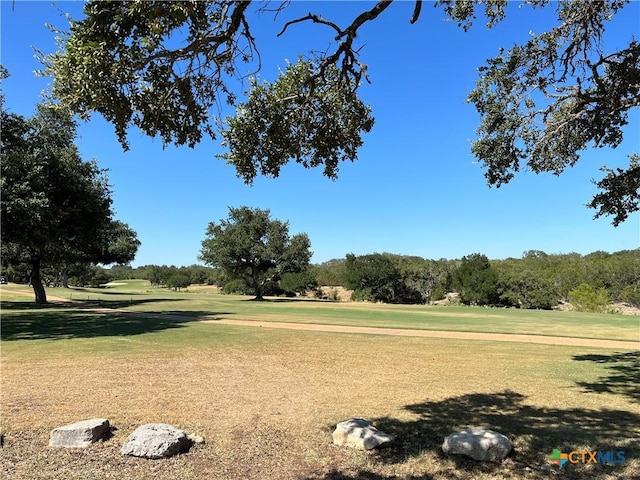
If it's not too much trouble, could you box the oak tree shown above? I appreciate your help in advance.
[0,100,140,303]
[42,0,639,223]
[199,206,312,300]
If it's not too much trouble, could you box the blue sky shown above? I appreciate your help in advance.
[2,1,639,267]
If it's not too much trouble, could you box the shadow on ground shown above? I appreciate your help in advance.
[305,471,435,480]
[311,390,639,480]
[1,299,231,340]
[242,297,328,303]
[573,351,640,403]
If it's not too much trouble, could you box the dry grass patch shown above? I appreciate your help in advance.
[2,319,638,479]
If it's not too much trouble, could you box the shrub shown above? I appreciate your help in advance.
[430,286,446,302]
[568,284,610,313]
[620,285,640,306]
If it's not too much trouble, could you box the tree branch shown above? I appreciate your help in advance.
[410,1,423,24]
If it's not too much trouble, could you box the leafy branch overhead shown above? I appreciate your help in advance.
[43,0,639,224]
[219,60,374,184]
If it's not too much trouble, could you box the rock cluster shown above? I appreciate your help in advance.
[49,419,199,459]
[46,417,514,464]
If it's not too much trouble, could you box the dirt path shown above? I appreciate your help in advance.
[202,319,640,349]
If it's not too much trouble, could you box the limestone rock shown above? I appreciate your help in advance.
[120,423,192,459]
[187,434,205,445]
[442,427,512,462]
[332,418,394,450]
[49,418,110,448]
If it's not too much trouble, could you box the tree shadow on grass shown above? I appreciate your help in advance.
[240,297,322,303]
[317,390,639,479]
[304,471,435,480]
[573,351,640,403]
[1,297,176,312]
[391,391,637,469]
[0,300,232,341]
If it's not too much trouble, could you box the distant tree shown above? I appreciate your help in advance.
[43,1,638,224]
[108,264,135,281]
[620,285,640,306]
[145,265,172,287]
[166,272,191,292]
[314,260,347,287]
[497,270,559,310]
[70,265,112,288]
[199,207,312,300]
[343,253,453,304]
[452,253,499,306]
[0,102,139,303]
[344,253,402,303]
[280,270,318,296]
[402,259,450,304]
[185,264,213,285]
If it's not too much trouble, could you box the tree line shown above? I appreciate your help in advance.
[321,250,639,311]
[14,248,634,313]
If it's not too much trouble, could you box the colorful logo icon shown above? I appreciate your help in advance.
[548,449,568,467]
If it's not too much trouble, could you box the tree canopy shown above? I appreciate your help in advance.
[43,0,639,224]
[199,206,312,300]
[452,253,499,305]
[0,98,140,303]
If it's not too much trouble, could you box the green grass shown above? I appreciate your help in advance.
[4,281,638,341]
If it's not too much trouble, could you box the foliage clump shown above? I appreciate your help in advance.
[568,284,611,313]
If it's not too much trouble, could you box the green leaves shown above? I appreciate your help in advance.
[467,0,639,222]
[588,154,640,226]
[219,59,374,183]
[199,207,312,299]
[40,0,638,224]
[452,253,499,306]
[43,0,254,149]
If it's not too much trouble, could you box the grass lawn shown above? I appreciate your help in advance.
[1,281,638,479]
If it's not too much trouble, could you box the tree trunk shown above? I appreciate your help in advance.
[254,285,264,301]
[246,269,265,301]
[30,259,47,304]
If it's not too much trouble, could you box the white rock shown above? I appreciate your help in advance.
[49,418,110,448]
[442,427,512,461]
[332,418,394,450]
[121,423,192,459]
[187,434,205,445]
